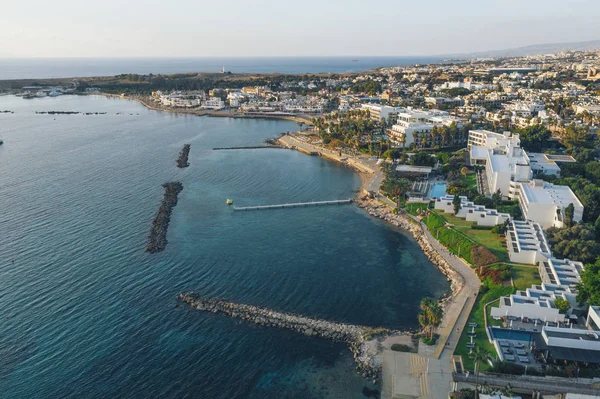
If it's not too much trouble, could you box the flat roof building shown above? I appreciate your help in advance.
[512,179,584,229]
[361,104,403,122]
[506,220,551,264]
[539,258,584,289]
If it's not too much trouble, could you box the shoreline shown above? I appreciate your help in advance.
[107,93,471,362]
[276,133,379,194]
[274,133,472,340]
[99,93,314,124]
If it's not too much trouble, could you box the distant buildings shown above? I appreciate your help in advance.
[361,104,403,122]
[387,108,464,147]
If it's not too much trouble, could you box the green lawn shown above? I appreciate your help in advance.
[405,202,431,216]
[465,173,477,189]
[511,265,541,290]
[433,211,509,263]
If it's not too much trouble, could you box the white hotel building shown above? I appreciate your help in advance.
[505,220,551,264]
[388,108,464,147]
[512,180,583,229]
[361,104,403,122]
[539,257,584,289]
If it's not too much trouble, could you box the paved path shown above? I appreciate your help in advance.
[383,213,481,398]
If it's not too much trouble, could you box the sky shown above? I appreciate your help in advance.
[0,0,599,58]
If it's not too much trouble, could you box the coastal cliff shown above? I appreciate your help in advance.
[146,182,183,253]
[178,292,415,383]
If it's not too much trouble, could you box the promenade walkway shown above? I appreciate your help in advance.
[383,212,481,399]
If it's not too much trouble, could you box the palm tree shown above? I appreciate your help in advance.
[469,345,489,399]
[419,297,442,339]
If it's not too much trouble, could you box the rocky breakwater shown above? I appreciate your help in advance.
[357,197,463,297]
[146,182,183,253]
[177,292,412,383]
[177,144,191,168]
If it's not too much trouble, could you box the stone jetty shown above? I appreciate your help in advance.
[177,144,191,168]
[146,182,183,253]
[178,292,413,383]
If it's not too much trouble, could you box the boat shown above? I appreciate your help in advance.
[226,199,233,205]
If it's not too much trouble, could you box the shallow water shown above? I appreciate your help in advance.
[0,95,449,398]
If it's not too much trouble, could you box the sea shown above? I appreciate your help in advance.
[0,57,446,80]
[0,95,449,398]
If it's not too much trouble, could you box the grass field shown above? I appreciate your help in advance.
[465,173,477,189]
[433,211,509,263]
[511,265,541,290]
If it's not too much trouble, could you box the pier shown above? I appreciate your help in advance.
[233,199,353,211]
[212,146,284,150]
[178,292,409,382]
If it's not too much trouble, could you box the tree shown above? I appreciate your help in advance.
[418,297,443,340]
[553,297,570,314]
[513,124,551,152]
[392,178,411,208]
[564,203,575,227]
[469,345,489,399]
[546,224,600,264]
[576,258,600,305]
[460,167,470,176]
[562,123,591,149]
[453,194,462,215]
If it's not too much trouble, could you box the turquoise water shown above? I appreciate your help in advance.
[429,183,447,199]
[490,328,534,342]
[0,95,449,398]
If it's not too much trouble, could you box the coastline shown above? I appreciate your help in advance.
[103,94,475,373]
[99,93,314,124]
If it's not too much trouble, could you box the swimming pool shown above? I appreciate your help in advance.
[490,328,534,342]
[428,182,447,199]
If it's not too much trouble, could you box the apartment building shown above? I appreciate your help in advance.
[434,195,510,226]
[505,220,551,264]
[512,180,583,229]
[388,108,464,147]
[539,257,584,289]
[490,284,568,323]
[361,104,403,122]
[467,130,520,149]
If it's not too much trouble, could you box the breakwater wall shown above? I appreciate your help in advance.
[177,292,412,383]
[177,144,190,168]
[146,182,183,253]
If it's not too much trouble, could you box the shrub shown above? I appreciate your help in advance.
[471,245,500,266]
[471,224,494,230]
[391,344,413,352]
[478,264,511,284]
[420,334,439,346]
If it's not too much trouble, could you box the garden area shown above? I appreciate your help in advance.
[454,264,541,371]
[405,202,509,265]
